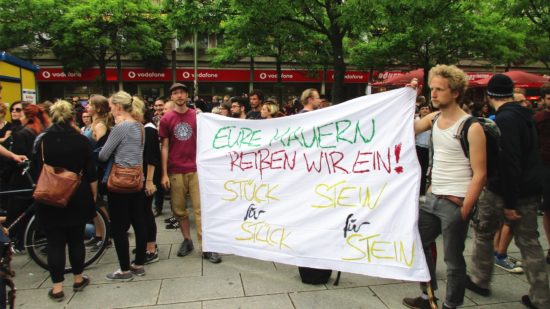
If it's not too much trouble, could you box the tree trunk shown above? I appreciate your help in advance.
[249,56,255,94]
[275,55,283,106]
[116,51,123,91]
[99,58,108,96]
[331,35,346,104]
[422,64,431,100]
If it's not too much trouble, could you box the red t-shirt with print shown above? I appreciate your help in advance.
[158,108,197,174]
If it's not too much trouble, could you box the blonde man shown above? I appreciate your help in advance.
[404,65,487,309]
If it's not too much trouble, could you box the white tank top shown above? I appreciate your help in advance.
[431,115,472,197]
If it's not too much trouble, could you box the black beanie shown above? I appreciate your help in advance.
[486,74,514,98]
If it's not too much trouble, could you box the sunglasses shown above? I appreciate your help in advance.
[11,108,22,112]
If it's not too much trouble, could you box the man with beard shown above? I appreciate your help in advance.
[230,97,247,119]
[246,90,264,119]
[159,83,222,264]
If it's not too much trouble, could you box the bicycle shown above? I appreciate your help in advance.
[0,160,110,273]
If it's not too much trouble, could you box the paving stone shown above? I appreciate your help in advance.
[325,271,402,289]
[465,274,531,305]
[67,280,161,308]
[290,287,387,309]
[241,268,326,296]
[202,254,276,276]
[13,260,49,290]
[203,294,294,309]
[128,302,202,309]
[370,280,475,308]
[157,274,243,304]
[13,287,73,308]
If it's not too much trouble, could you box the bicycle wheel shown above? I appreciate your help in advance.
[25,208,110,273]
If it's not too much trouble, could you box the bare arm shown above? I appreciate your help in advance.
[0,144,26,163]
[161,137,170,190]
[461,123,487,219]
[89,181,98,202]
[93,122,107,141]
[0,130,11,143]
[145,164,157,196]
[414,112,438,135]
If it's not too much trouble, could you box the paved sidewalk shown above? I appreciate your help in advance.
[12,210,550,308]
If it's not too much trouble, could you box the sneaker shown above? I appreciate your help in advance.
[130,264,145,276]
[153,207,162,217]
[164,216,177,224]
[144,250,160,264]
[495,256,523,273]
[166,221,180,229]
[465,275,490,296]
[48,289,65,302]
[402,295,435,309]
[177,239,194,257]
[85,237,101,247]
[521,295,538,309]
[508,255,523,267]
[442,303,455,309]
[90,239,112,252]
[202,252,222,264]
[73,275,90,292]
[106,269,133,281]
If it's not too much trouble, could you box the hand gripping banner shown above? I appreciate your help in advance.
[197,88,430,281]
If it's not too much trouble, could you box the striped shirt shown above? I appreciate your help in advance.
[98,121,143,167]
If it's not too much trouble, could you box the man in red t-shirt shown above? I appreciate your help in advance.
[159,83,222,264]
[534,84,550,264]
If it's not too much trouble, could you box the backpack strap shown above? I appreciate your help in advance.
[429,112,442,169]
[455,116,476,159]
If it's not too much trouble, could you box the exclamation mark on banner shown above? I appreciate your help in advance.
[394,143,403,174]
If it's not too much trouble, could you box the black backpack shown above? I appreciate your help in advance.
[431,113,501,176]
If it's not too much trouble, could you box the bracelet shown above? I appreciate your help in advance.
[146,179,153,182]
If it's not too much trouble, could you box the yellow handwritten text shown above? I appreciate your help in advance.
[223,179,279,204]
[342,233,414,267]
[312,181,387,209]
[235,221,292,250]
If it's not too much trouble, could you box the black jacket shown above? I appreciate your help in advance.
[488,102,542,209]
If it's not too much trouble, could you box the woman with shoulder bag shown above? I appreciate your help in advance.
[34,100,97,301]
[99,91,147,281]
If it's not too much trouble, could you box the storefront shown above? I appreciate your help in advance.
[0,51,39,105]
[36,67,388,103]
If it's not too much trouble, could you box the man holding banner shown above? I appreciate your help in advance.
[403,65,487,309]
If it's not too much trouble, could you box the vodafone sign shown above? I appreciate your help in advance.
[37,67,385,83]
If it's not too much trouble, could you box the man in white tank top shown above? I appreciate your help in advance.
[403,65,487,309]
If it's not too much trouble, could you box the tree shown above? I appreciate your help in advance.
[50,0,169,95]
[507,0,550,71]
[0,0,61,62]
[350,0,526,98]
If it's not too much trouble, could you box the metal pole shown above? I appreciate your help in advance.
[193,32,198,98]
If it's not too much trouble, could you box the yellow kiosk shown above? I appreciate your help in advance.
[0,51,39,106]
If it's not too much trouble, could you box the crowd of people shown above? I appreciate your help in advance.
[1,72,550,307]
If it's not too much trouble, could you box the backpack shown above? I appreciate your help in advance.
[431,113,501,177]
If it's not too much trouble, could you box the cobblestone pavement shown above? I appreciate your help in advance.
[12,208,550,308]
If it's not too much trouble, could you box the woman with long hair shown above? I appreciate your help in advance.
[99,91,147,281]
[34,100,97,301]
[7,103,51,252]
[85,95,112,250]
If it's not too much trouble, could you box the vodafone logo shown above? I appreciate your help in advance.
[259,73,267,80]
[128,71,136,79]
[182,72,191,78]
[42,71,51,79]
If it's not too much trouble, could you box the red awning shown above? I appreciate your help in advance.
[372,68,492,87]
[472,70,549,88]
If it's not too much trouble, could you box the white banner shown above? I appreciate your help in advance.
[197,88,430,281]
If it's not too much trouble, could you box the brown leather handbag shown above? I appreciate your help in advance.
[107,164,144,193]
[107,124,144,194]
[33,141,82,207]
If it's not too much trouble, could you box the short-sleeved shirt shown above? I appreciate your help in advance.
[158,109,197,174]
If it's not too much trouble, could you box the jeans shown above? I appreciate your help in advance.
[419,193,470,308]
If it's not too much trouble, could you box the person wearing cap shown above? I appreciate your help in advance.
[158,83,222,264]
[404,65,487,309]
[466,74,549,309]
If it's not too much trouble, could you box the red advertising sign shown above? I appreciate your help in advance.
[254,70,323,83]
[38,68,103,81]
[123,69,171,81]
[177,69,250,82]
